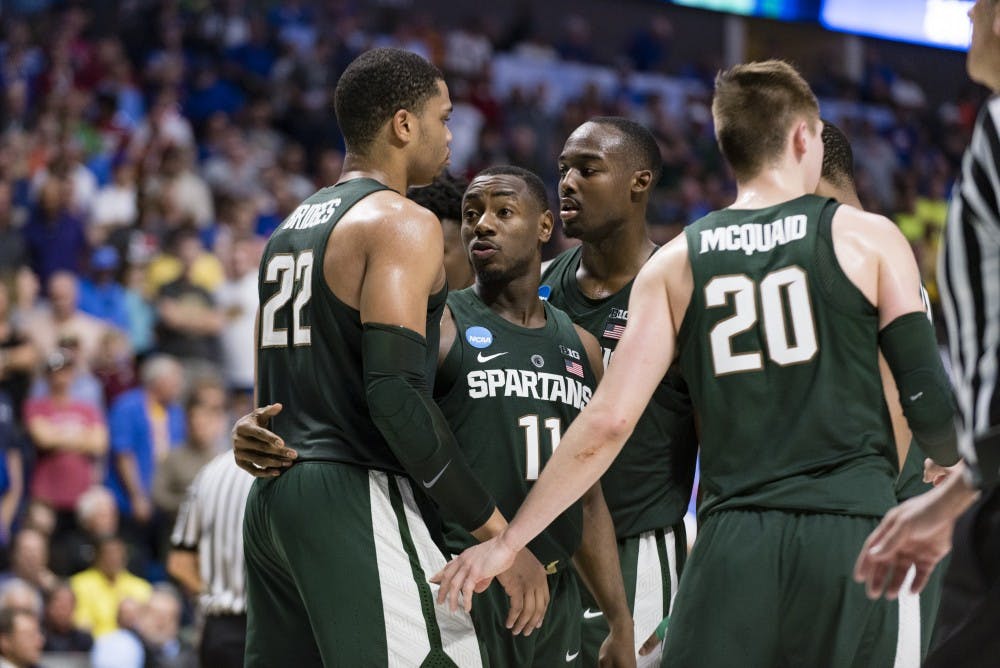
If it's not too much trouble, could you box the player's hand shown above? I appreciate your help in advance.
[638,616,669,658]
[853,476,971,599]
[430,535,517,614]
[232,403,297,477]
[494,548,549,636]
[923,458,962,486]
[599,621,637,667]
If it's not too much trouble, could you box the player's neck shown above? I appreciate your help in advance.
[730,167,812,210]
[337,153,408,194]
[578,219,655,293]
[475,270,547,328]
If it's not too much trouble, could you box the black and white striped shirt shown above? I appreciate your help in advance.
[171,452,255,615]
[939,95,1000,485]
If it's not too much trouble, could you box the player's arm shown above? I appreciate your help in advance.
[573,482,635,666]
[834,208,959,466]
[233,308,293,478]
[433,241,684,611]
[359,202,500,535]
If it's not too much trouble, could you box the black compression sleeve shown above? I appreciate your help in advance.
[879,312,960,466]
[362,322,496,531]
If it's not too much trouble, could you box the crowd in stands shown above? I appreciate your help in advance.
[0,0,986,665]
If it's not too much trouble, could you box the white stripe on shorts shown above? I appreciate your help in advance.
[633,530,677,668]
[394,476,483,668]
[893,566,921,668]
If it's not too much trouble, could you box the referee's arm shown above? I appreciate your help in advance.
[168,481,205,596]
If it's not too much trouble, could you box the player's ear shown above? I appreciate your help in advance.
[631,169,653,197]
[791,119,810,160]
[538,210,554,244]
[389,108,414,146]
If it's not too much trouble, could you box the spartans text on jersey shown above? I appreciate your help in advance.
[466,369,592,410]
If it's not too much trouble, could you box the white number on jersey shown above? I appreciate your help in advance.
[706,265,818,375]
[518,415,562,481]
[260,251,314,348]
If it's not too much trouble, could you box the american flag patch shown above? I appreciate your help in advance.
[602,323,626,340]
[564,358,584,378]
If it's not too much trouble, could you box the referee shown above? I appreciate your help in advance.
[855,2,1000,666]
[168,451,254,668]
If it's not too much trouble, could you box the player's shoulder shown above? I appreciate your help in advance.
[832,203,906,247]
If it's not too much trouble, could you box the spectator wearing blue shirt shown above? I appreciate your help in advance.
[23,177,87,286]
[79,246,130,333]
[105,355,185,526]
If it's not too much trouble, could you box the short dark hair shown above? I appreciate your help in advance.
[470,165,549,212]
[820,120,855,189]
[408,173,468,223]
[588,117,663,181]
[712,60,820,181]
[334,48,444,155]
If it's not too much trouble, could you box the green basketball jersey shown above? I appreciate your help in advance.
[895,441,932,501]
[542,247,699,539]
[434,287,597,568]
[257,178,447,474]
[677,194,897,518]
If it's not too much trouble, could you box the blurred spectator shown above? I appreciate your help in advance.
[24,350,108,521]
[0,579,42,619]
[215,237,259,393]
[136,584,194,668]
[91,329,137,408]
[88,159,139,247]
[18,501,54,543]
[202,127,262,200]
[144,145,214,231]
[152,376,227,518]
[22,177,87,287]
[22,272,108,369]
[42,582,93,653]
[78,246,130,333]
[105,356,185,527]
[0,529,56,597]
[51,487,149,579]
[70,535,152,638]
[153,230,224,365]
[0,406,24,547]
[0,281,38,423]
[627,16,673,72]
[146,226,224,297]
[0,181,27,274]
[0,607,44,668]
[123,259,156,358]
[90,597,144,668]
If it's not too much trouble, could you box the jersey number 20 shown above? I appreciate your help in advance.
[705,266,818,376]
[261,251,314,348]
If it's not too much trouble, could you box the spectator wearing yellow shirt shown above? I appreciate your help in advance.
[70,535,151,637]
[145,226,224,296]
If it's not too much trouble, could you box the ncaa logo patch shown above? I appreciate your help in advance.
[465,326,493,349]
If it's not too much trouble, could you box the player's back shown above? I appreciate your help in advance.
[256,178,445,474]
[677,194,897,518]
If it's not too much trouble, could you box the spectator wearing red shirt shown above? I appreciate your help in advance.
[24,349,108,522]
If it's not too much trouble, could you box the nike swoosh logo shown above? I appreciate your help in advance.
[565,651,579,662]
[422,461,451,488]
[477,351,508,363]
[909,391,924,401]
[582,608,603,619]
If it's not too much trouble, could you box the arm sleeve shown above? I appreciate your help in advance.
[879,312,960,466]
[363,322,496,532]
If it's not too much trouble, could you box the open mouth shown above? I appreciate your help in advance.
[470,240,498,260]
[560,197,581,221]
